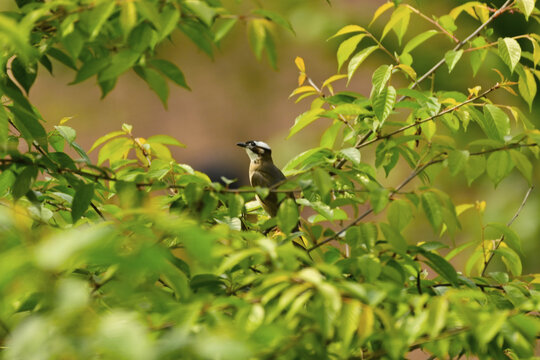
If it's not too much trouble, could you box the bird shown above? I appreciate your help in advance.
[237,140,312,259]
[236,140,292,217]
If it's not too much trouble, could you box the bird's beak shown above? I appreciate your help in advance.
[236,142,247,148]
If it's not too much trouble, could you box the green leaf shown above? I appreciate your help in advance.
[481,104,510,141]
[444,49,463,73]
[99,49,140,82]
[381,5,411,45]
[421,191,443,232]
[79,1,115,40]
[337,34,366,72]
[313,168,333,202]
[371,65,393,96]
[179,20,214,58]
[509,149,532,184]
[248,19,266,61]
[277,198,299,235]
[380,223,407,253]
[252,9,294,34]
[347,45,378,84]
[358,255,382,282]
[185,0,216,26]
[287,108,325,139]
[486,151,512,186]
[72,57,111,85]
[447,150,469,176]
[89,131,125,153]
[214,18,238,43]
[157,6,180,41]
[427,297,448,338]
[516,0,535,20]
[10,107,47,149]
[98,137,131,165]
[338,299,361,351]
[12,166,37,199]
[421,250,459,286]
[146,135,186,147]
[516,66,537,111]
[465,155,486,185]
[486,223,522,256]
[387,199,412,231]
[72,183,95,222]
[120,1,137,39]
[328,24,366,40]
[11,57,37,94]
[0,105,7,150]
[55,125,76,144]
[0,170,16,197]
[320,120,342,148]
[369,188,389,214]
[470,37,488,76]
[402,29,438,54]
[128,23,154,53]
[228,194,245,218]
[475,311,508,346]
[498,37,521,73]
[339,147,361,165]
[134,67,169,108]
[372,85,396,123]
[494,247,522,276]
[47,47,77,70]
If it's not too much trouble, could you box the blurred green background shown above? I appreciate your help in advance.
[2,0,539,273]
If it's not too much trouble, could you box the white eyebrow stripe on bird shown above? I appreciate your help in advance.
[253,141,271,150]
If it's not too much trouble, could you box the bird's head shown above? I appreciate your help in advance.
[237,140,272,162]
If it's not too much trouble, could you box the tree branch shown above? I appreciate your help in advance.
[308,142,537,253]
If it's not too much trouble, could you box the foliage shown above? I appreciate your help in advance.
[1,0,540,359]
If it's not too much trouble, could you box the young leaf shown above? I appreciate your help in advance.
[247,19,266,61]
[72,183,95,222]
[516,0,535,20]
[10,107,47,149]
[498,37,521,73]
[328,25,365,40]
[381,5,411,44]
[347,45,378,83]
[146,135,186,148]
[184,0,216,26]
[337,34,367,71]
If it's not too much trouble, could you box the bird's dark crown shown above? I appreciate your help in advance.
[237,140,272,155]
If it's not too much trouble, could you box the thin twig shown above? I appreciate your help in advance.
[481,186,534,276]
[358,83,501,150]
[405,4,459,43]
[405,0,513,96]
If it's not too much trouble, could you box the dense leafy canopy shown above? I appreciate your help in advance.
[1,0,540,359]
